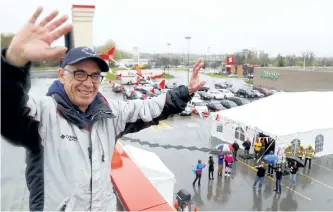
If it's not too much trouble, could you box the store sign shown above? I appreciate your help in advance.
[260,71,279,80]
[225,56,235,65]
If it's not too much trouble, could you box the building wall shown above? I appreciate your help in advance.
[72,6,95,48]
[253,68,333,91]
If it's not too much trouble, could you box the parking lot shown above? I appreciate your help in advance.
[2,77,333,211]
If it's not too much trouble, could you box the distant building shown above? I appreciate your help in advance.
[118,59,150,67]
[253,67,333,91]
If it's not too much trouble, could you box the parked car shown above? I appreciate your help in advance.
[197,91,212,100]
[216,89,235,98]
[165,82,180,89]
[198,85,210,92]
[227,97,250,106]
[214,83,228,89]
[236,88,255,98]
[189,98,209,114]
[206,102,226,112]
[254,87,273,96]
[112,85,124,93]
[220,100,238,109]
[207,90,225,100]
[135,88,158,98]
[252,89,265,98]
[179,105,192,116]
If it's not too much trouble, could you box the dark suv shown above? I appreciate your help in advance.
[227,97,250,106]
[236,89,255,98]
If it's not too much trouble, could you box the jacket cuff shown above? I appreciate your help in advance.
[1,48,32,73]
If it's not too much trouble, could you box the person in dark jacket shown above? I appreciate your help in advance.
[232,141,239,161]
[273,164,282,193]
[208,156,214,180]
[242,138,251,158]
[253,162,266,189]
[289,161,298,186]
[1,7,207,211]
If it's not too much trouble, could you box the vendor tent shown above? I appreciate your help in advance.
[123,145,176,207]
[211,91,333,156]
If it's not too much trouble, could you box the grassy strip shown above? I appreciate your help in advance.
[104,72,117,80]
[244,79,253,85]
[203,73,238,78]
[33,66,57,70]
[172,68,188,71]
[162,73,175,79]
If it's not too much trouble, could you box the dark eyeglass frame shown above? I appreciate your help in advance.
[63,68,104,84]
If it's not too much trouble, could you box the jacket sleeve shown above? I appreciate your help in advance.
[1,49,41,152]
[111,85,192,138]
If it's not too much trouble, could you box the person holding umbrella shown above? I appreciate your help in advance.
[264,151,277,177]
[289,161,299,187]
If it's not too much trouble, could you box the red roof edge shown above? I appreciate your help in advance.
[72,5,95,9]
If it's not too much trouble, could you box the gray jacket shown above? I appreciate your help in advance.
[1,48,191,211]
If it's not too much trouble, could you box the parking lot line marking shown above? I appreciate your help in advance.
[298,172,333,190]
[312,162,333,172]
[238,160,311,201]
[158,121,173,129]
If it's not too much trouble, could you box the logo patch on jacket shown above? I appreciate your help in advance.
[60,134,78,142]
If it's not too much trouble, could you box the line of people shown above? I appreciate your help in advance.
[284,144,315,169]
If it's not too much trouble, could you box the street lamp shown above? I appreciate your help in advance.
[185,36,191,84]
[167,43,171,75]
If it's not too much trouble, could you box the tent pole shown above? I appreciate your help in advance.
[257,139,275,164]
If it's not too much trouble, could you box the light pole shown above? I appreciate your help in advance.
[167,43,171,75]
[185,36,191,84]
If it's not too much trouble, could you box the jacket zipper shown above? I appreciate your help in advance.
[88,124,93,211]
[88,111,113,211]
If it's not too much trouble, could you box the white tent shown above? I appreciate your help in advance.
[123,145,176,207]
[211,91,333,156]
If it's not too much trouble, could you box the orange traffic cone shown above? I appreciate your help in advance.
[194,206,198,211]
[174,202,179,210]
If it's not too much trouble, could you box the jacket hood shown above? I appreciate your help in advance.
[46,80,114,128]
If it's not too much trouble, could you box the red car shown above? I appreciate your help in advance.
[253,87,272,96]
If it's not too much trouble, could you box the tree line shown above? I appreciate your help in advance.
[2,33,332,68]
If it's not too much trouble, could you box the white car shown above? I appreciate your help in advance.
[189,98,208,114]
[207,90,225,100]
[252,89,264,98]
[216,89,235,98]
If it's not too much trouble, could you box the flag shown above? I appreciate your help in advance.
[136,65,143,77]
[99,54,110,60]
[108,47,115,56]
[159,80,165,89]
[116,74,122,80]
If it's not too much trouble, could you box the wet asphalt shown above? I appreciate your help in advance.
[2,75,333,211]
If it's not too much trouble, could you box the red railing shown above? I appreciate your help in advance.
[110,142,175,211]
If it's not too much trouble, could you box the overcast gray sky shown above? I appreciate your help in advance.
[1,0,332,57]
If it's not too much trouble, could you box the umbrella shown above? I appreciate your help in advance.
[263,154,278,164]
[215,144,233,152]
[286,156,304,167]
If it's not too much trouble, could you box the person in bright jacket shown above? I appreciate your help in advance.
[1,8,206,211]
[296,144,305,160]
[304,144,315,169]
[224,153,234,177]
[193,160,206,186]
[254,140,262,160]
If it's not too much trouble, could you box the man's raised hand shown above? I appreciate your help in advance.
[6,7,73,67]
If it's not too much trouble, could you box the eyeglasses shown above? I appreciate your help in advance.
[64,68,104,84]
